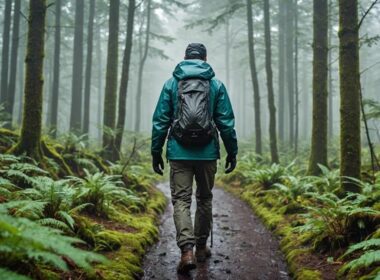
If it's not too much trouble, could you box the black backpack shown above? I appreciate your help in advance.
[171,78,216,146]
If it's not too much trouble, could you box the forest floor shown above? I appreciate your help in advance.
[142,183,289,280]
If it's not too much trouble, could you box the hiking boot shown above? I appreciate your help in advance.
[195,245,212,262]
[177,249,196,274]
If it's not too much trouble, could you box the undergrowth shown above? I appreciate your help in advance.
[218,148,380,280]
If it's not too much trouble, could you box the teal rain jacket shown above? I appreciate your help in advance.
[151,59,238,160]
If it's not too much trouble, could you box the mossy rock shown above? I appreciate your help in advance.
[95,231,123,251]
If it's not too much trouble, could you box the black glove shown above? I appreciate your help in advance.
[152,154,164,175]
[225,154,236,174]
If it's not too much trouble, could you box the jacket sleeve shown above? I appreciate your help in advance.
[151,80,174,156]
[213,82,238,157]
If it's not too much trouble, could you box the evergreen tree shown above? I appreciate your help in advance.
[50,0,61,136]
[339,0,361,193]
[69,0,84,132]
[308,0,328,175]
[263,0,279,163]
[0,0,12,104]
[12,0,47,160]
[114,0,136,155]
[6,0,21,125]
[83,0,96,135]
[246,0,262,155]
[103,0,120,157]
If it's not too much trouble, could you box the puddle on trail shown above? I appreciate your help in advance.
[142,183,289,280]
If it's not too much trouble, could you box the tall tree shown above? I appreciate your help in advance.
[308,0,328,175]
[83,0,96,134]
[328,0,334,139]
[96,23,103,142]
[12,0,46,160]
[277,0,286,143]
[285,0,295,147]
[6,0,21,124]
[134,0,151,132]
[339,0,361,192]
[114,0,136,155]
[263,0,279,163]
[69,0,84,132]
[294,0,299,155]
[0,0,12,104]
[246,0,262,155]
[50,0,61,135]
[103,0,120,156]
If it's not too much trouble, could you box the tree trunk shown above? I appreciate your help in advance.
[96,23,103,144]
[246,0,262,155]
[263,0,279,163]
[103,0,120,156]
[69,0,84,132]
[308,0,328,175]
[13,0,46,160]
[294,0,299,156]
[6,0,21,126]
[83,0,95,135]
[16,26,25,126]
[0,0,12,104]
[339,0,361,193]
[328,0,334,140]
[278,0,286,143]
[114,0,136,156]
[285,0,295,147]
[50,0,61,136]
[134,0,151,132]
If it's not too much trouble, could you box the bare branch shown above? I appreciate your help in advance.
[358,0,379,29]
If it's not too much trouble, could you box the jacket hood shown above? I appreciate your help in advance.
[173,59,215,80]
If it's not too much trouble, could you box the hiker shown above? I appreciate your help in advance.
[151,43,238,273]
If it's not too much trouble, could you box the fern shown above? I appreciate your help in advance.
[294,192,380,251]
[341,239,380,258]
[0,213,107,274]
[70,169,142,216]
[339,250,380,275]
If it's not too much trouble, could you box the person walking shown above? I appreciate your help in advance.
[151,43,238,273]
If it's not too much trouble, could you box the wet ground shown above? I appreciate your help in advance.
[142,183,290,280]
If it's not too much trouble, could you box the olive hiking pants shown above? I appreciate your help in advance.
[169,160,217,250]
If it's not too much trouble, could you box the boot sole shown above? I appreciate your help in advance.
[177,262,196,274]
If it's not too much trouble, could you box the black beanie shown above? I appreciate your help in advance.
[185,43,207,60]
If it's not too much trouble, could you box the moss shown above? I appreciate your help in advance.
[296,269,322,280]
[95,231,123,251]
[94,185,166,279]
[41,140,73,176]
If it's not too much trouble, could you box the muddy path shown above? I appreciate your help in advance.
[142,183,290,280]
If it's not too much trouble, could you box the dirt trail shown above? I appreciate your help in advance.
[142,183,289,280]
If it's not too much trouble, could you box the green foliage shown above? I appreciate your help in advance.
[0,212,106,276]
[251,162,294,189]
[294,192,380,251]
[69,169,142,216]
[0,268,30,280]
[339,238,380,276]
[0,154,48,188]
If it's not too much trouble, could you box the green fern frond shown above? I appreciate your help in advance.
[339,250,380,274]
[341,239,380,259]
[38,218,71,231]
